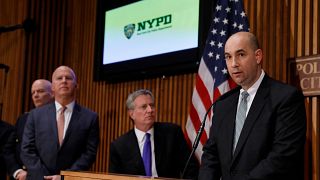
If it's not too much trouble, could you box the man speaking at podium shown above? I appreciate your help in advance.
[109,89,198,179]
[198,32,306,180]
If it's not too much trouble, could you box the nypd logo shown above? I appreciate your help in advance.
[124,24,135,39]
[124,14,172,39]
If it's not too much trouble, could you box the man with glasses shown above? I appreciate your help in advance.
[109,89,198,179]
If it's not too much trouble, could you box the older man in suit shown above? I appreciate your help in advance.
[0,120,16,179]
[12,79,54,179]
[109,89,198,179]
[198,32,306,180]
[21,66,99,180]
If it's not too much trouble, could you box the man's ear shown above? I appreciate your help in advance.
[255,49,263,64]
[74,81,78,89]
[128,109,134,120]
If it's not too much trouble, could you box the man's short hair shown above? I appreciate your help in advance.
[126,89,154,110]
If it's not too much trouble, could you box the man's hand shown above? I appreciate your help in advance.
[15,170,27,180]
[44,175,61,180]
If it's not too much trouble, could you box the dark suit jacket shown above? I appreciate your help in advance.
[0,120,20,179]
[0,120,13,179]
[0,113,30,179]
[109,122,199,179]
[21,102,100,180]
[15,112,29,167]
[198,75,306,180]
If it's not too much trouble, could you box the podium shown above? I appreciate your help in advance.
[61,171,181,180]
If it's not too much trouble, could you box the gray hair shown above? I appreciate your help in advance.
[126,89,154,110]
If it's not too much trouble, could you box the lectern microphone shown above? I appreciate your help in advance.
[0,18,36,34]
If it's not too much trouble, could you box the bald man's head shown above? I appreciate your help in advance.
[51,66,78,105]
[224,32,263,90]
[31,79,54,107]
[225,32,260,52]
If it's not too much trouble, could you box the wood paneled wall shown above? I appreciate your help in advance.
[0,0,27,125]
[0,0,319,179]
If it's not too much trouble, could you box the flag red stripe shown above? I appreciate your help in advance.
[228,78,237,89]
[189,103,209,145]
[213,88,222,102]
[195,74,213,109]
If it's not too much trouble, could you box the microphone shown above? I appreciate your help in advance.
[22,19,36,33]
[181,88,238,178]
[0,19,36,34]
[0,64,9,73]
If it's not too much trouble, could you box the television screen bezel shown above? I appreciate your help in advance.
[94,0,212,82]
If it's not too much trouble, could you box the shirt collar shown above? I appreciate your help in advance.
[55,100,75,112]
[135,126,154,143]
[241,70,265,97]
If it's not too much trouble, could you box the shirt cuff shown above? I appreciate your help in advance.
[13,169,23,179]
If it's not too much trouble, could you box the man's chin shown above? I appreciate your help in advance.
[233,78,244,86]
[144,120,155,126]
[57,92,73,98]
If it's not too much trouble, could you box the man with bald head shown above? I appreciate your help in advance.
[198,32,306,180]
[21,66,99,180]
[4,79,53,180]
[30,79,54,107]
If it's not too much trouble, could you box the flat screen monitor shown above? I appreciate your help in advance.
[95,0,209,82]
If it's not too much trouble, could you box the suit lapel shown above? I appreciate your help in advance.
[130,130,146,174]
[47,103,59,148]
[62,103,81,146]
[153,123,163,173]
[222,92,240,161]
[232,76,270,162]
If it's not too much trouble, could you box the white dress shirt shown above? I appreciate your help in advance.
[237,70,265,116]
[55,101,75,139]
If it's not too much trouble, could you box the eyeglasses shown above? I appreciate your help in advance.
[135,104,155,111]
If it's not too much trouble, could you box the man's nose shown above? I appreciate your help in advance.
[231,57,239,67]
[146,105,153,112]
[33,92,39,98]
[62,77,67,82]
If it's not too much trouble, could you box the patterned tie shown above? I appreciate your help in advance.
[57,106,66,146]
[142,133,152,176]
[233,91,249,152]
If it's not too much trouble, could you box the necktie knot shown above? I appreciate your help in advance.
[145,133,150,140]
[241,91,249,101]
[60,106,67,114]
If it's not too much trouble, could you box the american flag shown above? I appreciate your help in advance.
[185,0,249,161]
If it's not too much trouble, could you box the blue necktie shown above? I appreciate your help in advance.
[142,133,152,176]
[233,91,249,152]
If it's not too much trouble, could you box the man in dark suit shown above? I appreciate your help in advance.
[21,66,100,180]
[13,79,54,179]
[109,89,198,179]
[0,120,16,180]
[198,32,306,180]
